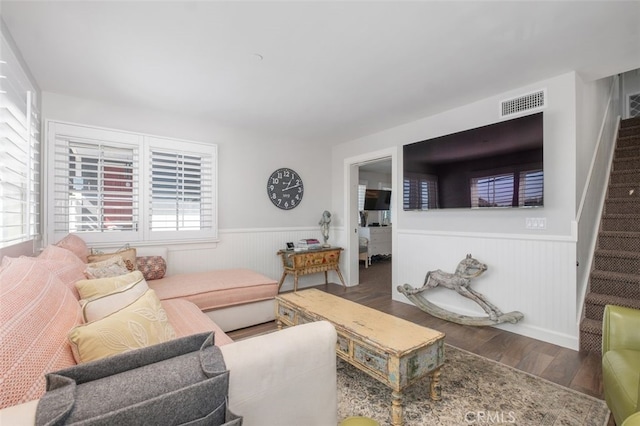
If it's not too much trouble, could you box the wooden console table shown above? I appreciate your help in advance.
[276,289,445,426]
[277,247,346,292]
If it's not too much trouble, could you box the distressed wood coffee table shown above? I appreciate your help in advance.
[275,289,445,426]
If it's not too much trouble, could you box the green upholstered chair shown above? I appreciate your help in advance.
[623,412,640,426]
[602,305,640,425]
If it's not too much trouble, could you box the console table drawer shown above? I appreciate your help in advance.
[354,343,388,377]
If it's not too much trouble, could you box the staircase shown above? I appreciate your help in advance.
[580,115,640,353]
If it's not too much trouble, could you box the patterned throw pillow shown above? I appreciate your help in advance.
[84,256,129,279]
[75,270,145,300]
[88,248,137,272]
[81,277,150,322]
[135,256,167,280]
[68,289,176,363]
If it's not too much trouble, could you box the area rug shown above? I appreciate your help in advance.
[337,344,610,426]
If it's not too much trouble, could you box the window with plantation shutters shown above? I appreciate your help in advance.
[52,138,138,236]
[47,122,217,245]
[149,146,214,235]
[1,35,41,249]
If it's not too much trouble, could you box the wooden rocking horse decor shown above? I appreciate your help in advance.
[397,254,524,326]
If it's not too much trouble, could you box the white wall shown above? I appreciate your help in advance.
[575,75,620,312]
[40,92,337,289]
[359,170,391,190]
[576,75,617,209]
[332,72,582,349]
[42,92,331,230]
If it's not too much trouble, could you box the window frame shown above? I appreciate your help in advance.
[1,36,41,249]
[145,136,217,242]
[46,120,218,246]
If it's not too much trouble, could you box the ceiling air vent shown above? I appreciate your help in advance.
[500,89,546,118]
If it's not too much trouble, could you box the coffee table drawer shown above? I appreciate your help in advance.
[354,343,388,376]
[277,304,296,325]
[297,312,315,325]
[337,333,350,356]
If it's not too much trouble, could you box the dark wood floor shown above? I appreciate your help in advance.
[229,258,611,422]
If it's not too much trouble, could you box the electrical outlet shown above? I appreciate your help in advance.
[526,217,546,230]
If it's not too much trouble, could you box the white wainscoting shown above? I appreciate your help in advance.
[394,230,579,350]
[99,227,347,293]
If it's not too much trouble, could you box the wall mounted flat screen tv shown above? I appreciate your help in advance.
[364,189,392,211]
[403,112,543,210]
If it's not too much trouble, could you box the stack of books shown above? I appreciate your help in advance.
[296,238,321,250]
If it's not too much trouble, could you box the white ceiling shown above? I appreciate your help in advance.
[2,1,639,145]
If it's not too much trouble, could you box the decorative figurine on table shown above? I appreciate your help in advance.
[319,210,332,247]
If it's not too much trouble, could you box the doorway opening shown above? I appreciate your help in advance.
[344,148,397,289]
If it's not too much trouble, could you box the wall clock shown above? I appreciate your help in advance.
[267,168,304,210]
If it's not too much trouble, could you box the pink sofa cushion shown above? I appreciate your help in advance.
[55,233,89,263]
[0,257,82,409]
[37,245,87,299]
[161,299,233,346]
[148,268,278,311]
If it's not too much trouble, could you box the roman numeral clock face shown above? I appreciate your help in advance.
[267,168,304,210]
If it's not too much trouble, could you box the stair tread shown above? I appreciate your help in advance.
[610,169,640,174]
[591,268,640,282]
[585,292,640,308]
[621,117,640,127]
[602,213,640,218]
[599,230,640,238]
[580,318,602,334]
[595,248,640,256]
[608,182,640,188]
[605,197,640,202]
[616,145,640,151]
